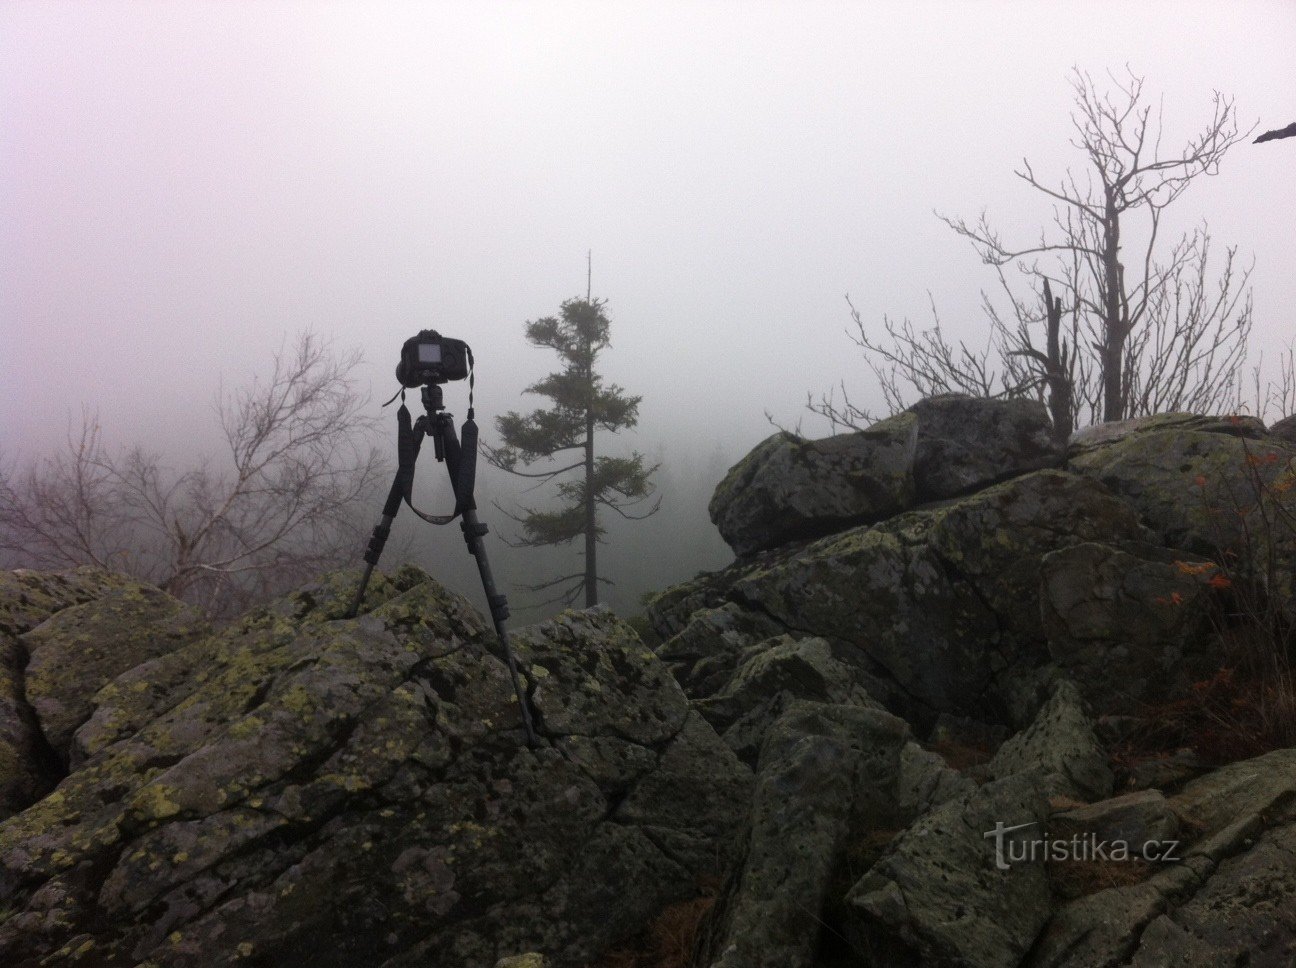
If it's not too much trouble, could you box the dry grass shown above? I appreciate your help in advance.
[1110,658,1296,775]
[1048,857,1156,898]
[589,893,717,968]
[927,736,996,772]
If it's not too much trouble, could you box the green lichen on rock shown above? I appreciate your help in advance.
[0,570,750,968]
[708,415,918,556]
[1,568,165,818]
[22,584,208,760]
[722,470,1147,726]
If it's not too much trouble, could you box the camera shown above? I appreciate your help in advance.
[396,330,471,387]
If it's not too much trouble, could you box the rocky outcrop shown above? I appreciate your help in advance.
[904,394,1063,500]
[696,701,968,968]
[1270,413,1296,445]
[724,469,1150,727]
[708,417,918,556]
[1030,748,1296,968]
[650,402,1296,968]
[1067,418,1294,553]
[707,395,1065,558]
[7,399,1296,968]
[0,567,751,968]
[1,568,195,818]
[985,680,1113,801]
[1039,542,1215,714]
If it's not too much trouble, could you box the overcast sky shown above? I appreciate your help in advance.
[3,1,1294,593]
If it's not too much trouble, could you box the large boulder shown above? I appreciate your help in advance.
[1030,748,1296,968]
[694,635,884,764]
[708,416,918,556]
[986,680,1114,802]
[653,602,788,701]
[1,569,187,819]
[1269,413,1296,446]
[1068,419,1296,625]
[0,567,751,968]
[1067,412,1268,456]
[707,396,1067,559]
[22,584,208,763]
[1039,543,1217,715]
[845,770,1056,968]
[727,470,1149,727]
[1067,418,1296,556]
[697,701,968,968]
[904,394,1063,501]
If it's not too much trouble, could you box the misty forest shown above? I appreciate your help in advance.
[2,5,1296,968]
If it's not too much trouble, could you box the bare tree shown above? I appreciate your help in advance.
[0,333,385,617]
[817,68,1255,436]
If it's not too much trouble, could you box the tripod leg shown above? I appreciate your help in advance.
[348,405,425,619]
[347,512,396,618]
[461,509,540,746]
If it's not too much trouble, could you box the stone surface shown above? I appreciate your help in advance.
[904,393,1063,501]
[1269,413,1296,445]
[1,569,178,819]
[653,602,787,703]
[1067,412,1268,456]
[494,955,547,968]
[1069,424,1296,626]
[1046,790,1180,899]
[845,771,1055,968]
[728,470,1148,727]
[988,680,1114,801]
[0,568,752,968]
[694,635,883,764]
[22,584,208,761]
[1068,424,1296,556]
[697,701,967,968]
[1039,542,1216,715]
[708,416,918,556]
[1029,748,1296,968]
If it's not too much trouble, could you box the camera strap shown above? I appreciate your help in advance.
[394,406,480,527]
[381,347,480,525]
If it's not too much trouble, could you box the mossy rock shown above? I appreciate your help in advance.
[0,571,751,968]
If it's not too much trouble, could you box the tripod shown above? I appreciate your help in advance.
[348,383,539,747]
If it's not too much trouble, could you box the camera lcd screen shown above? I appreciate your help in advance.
[418,343,442,364]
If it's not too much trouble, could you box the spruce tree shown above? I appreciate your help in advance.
[485,296,659,607]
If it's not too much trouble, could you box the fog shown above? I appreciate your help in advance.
[3,1,1294,618]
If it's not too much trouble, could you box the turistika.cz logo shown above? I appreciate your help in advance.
[983,820,1181,871]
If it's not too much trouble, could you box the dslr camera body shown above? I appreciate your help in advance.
[396,330,471,387]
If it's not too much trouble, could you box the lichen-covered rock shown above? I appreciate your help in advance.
[653,602,787,701]
[494,955,547,968]
[1046,790,1179,899]
[1270,413,1296,445]
[1,568,168,818]
[694,635,884,764]
[642,560,760,641]
[728,470,1149,727]
[697,701,968,968]
[904,394,1063,501]
[1071,423,1296,632]
[0,568,752,968]
[1029,749,1296,968]
[1039,542,1216,715]
[708,416,918,556]
[987,680,1114,802]
[845,770,1055,968]
[1067,412,1268,456]
[22,584,208,762]
[1067,425,1290,559]
[0,567,135,639]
